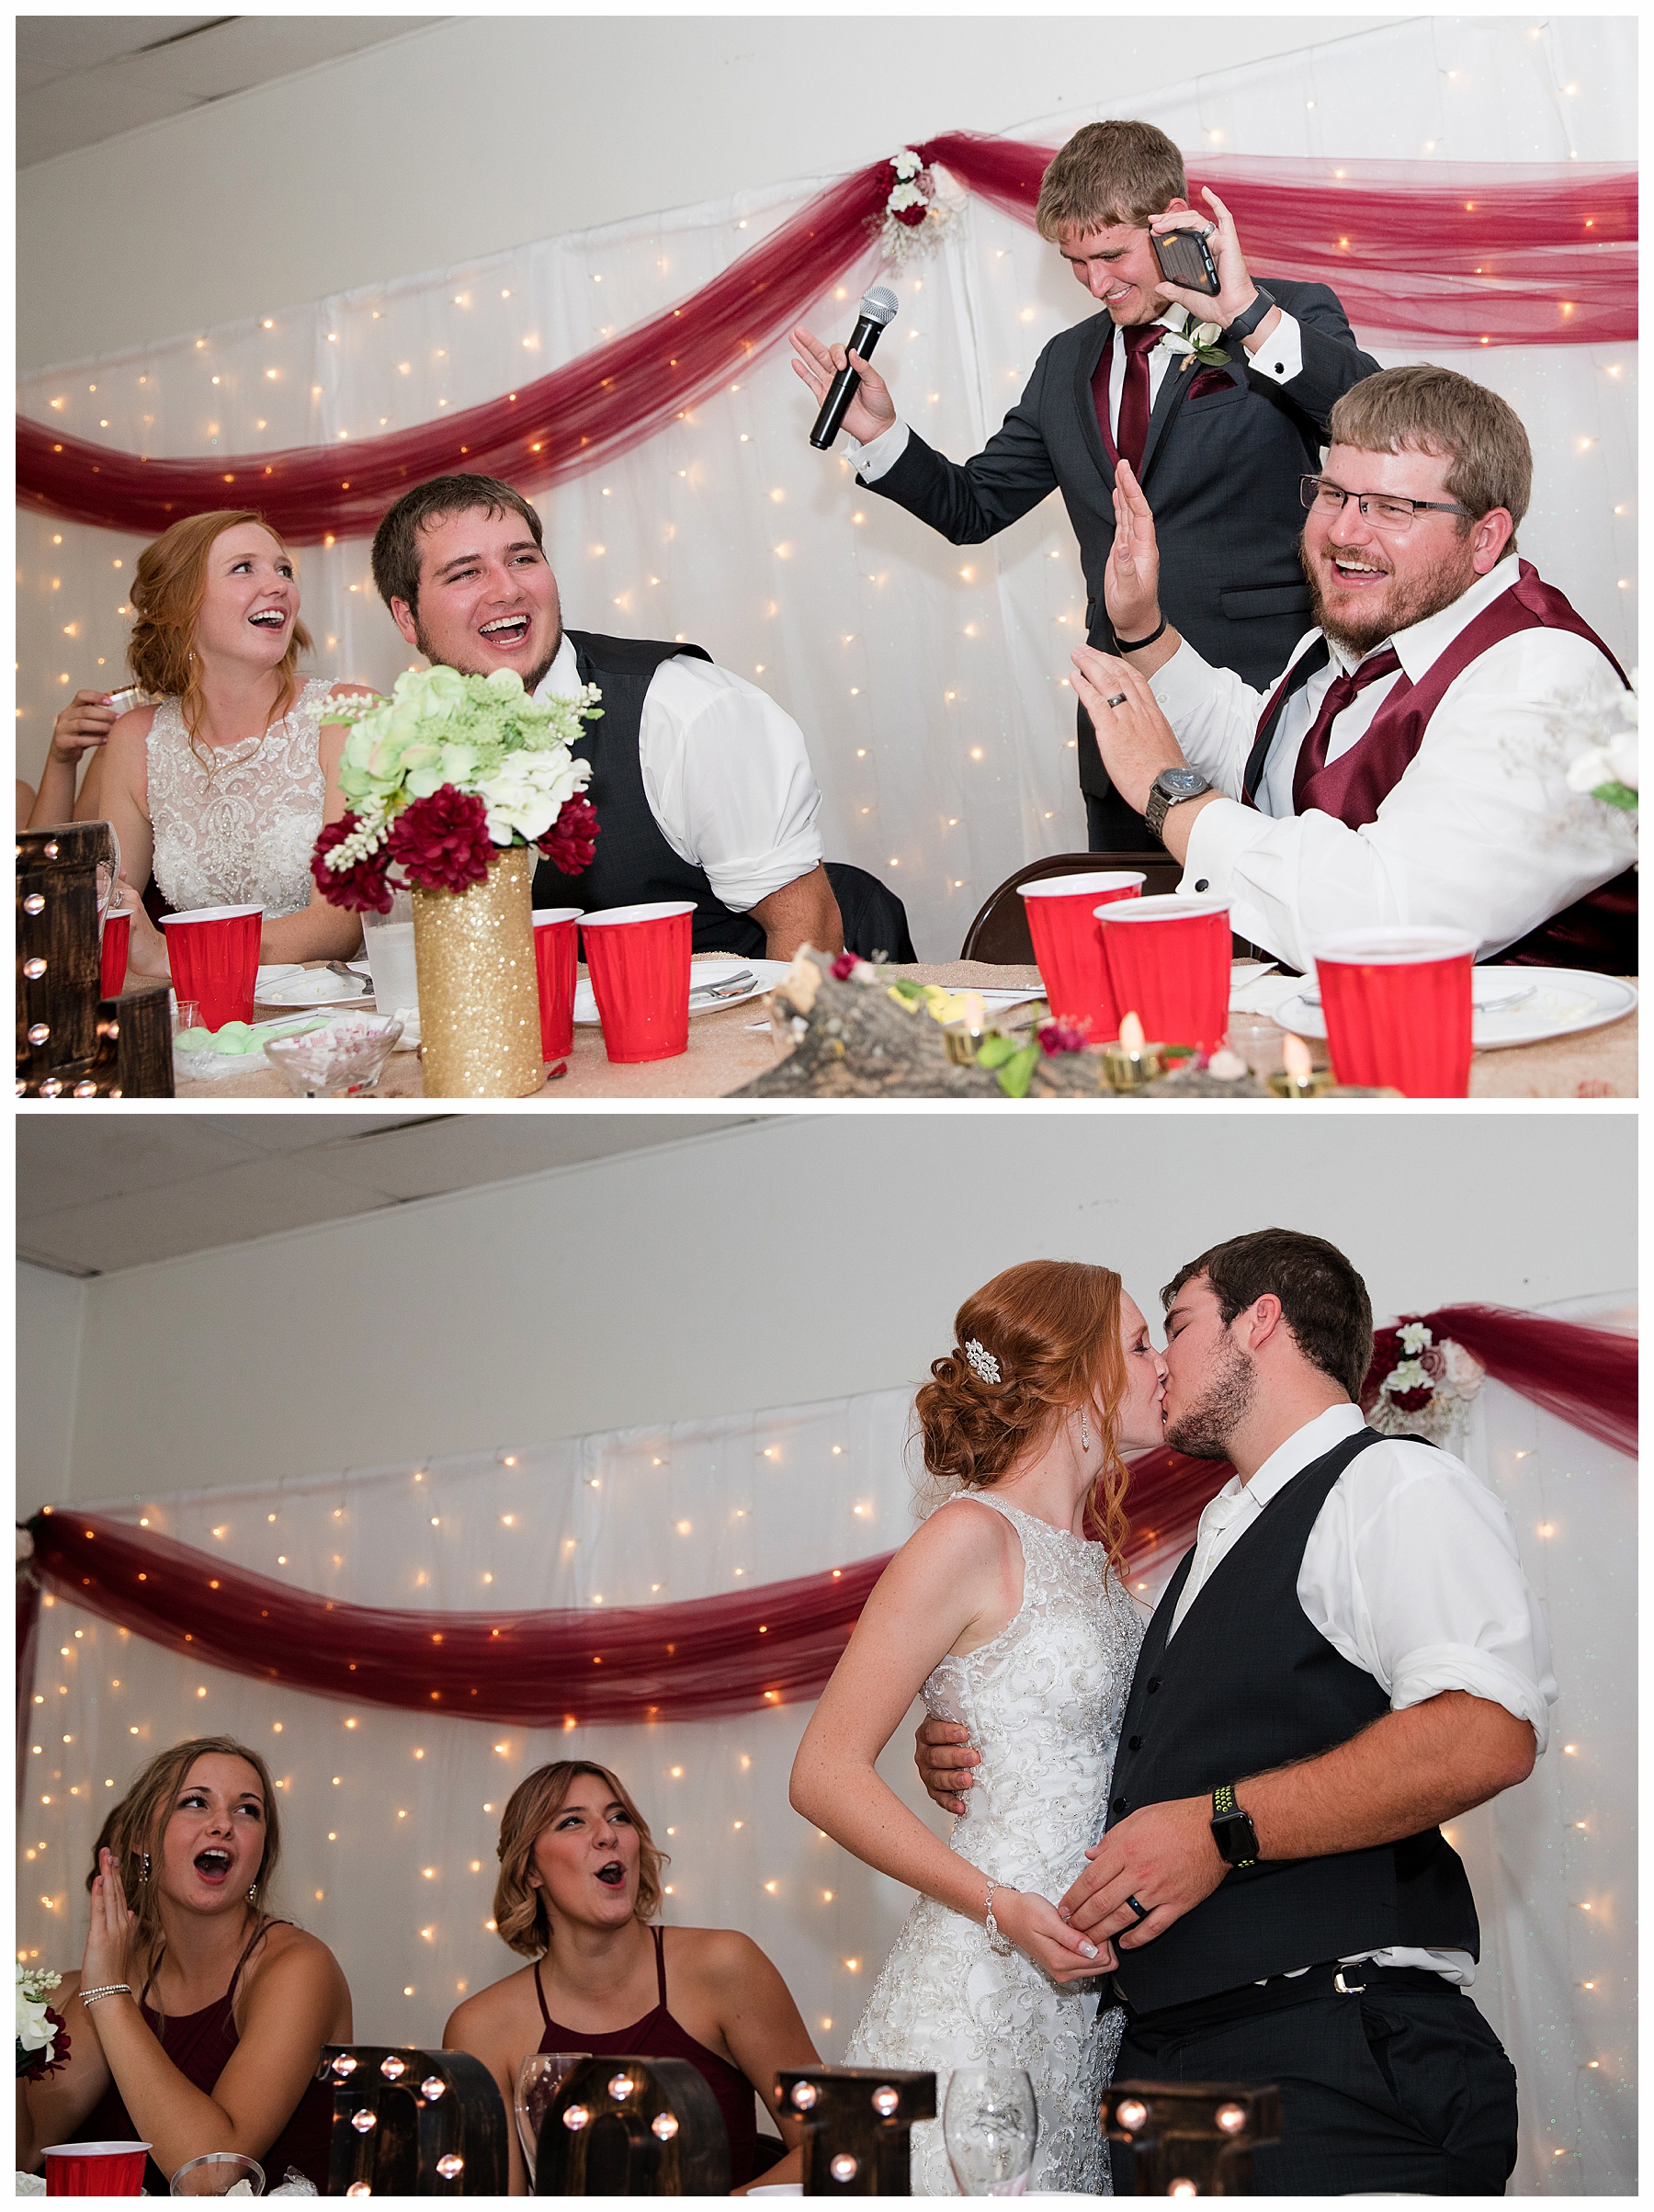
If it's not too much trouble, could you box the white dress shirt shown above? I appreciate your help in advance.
[1150,555,1635,971]
[1168,1401,1558,1985]
[537,636,823,913]
[851,308,1306,482]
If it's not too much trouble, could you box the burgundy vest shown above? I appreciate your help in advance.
[1249,562,1636,972]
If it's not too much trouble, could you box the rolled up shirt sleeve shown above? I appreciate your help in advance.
[1299,1439,1558,1753]
[640,657,824,913]
[850,419,912,482]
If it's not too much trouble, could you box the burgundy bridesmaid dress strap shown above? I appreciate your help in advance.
[533,1955,555,2034]
[651,1923,670,2008]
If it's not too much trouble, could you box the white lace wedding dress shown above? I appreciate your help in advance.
[148,679,339,918]
[844,1492,1145,2195]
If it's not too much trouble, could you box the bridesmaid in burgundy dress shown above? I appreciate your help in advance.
[444,1760,820,2194]
[17,1737,351,2194]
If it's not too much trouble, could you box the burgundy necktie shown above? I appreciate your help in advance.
[1290,645,1402,811]
[1113,323,1164,475]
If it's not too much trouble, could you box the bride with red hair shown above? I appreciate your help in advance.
[791,1259,1167,2195]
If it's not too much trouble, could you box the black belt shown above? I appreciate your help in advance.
[1118,1958,1465,2036]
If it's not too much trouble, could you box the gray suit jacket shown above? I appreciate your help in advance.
[868,278,1382,805]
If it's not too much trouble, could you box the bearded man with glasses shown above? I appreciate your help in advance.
[1069,365,1637,974]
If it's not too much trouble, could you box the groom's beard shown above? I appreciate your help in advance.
[1165,1338,1256,1459]
[414,618,561,698]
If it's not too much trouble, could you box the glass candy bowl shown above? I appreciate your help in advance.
[264,1012,403,1097]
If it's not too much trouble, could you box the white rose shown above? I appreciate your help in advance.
[1192,320,1223,349]
[17,1990,58,2054]
[1161,331,1195,359]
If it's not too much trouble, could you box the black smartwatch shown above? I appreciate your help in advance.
[1210,1783,1259,1868]
[1225,284,1276,342]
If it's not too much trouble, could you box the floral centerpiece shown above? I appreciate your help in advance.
[17,1967,70,2081]
[1366,1320,1485,1444]
[1565,669,1638,820]
[309,667,601,1097]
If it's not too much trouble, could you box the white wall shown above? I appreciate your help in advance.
[16,1264,86,1513]
[20,1112,1637,1515]
[17,14,1392,372]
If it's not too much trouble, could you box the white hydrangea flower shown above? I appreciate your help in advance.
[1398,1322,1433,1356]
[1386,1359,1433,1395]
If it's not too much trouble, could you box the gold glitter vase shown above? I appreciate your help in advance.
[412,846,543,1097]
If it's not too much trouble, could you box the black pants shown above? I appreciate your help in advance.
[1113,1964,1518,2196]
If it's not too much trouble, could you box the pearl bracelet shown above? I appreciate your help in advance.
[80,1982,133,2007]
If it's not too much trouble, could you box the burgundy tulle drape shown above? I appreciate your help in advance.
[22,1304,1634,1730]
[17,1562,42,1811]
[16,140,1635,542]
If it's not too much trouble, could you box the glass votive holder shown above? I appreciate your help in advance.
[1267,1066,1335,1099]
[1101,1038,1165,1092]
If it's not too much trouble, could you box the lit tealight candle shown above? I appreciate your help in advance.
[1102,1010,1165,1092]
[1268,1031,1331,1099]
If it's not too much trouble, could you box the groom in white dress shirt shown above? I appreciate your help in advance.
[919,1227,1549,2194]
[369,474,913,961]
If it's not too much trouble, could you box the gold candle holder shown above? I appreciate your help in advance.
[1102,1038,1165,1092]
[1267,1067,1334,1099]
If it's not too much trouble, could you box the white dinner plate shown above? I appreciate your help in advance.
[254,963,304,994]
[572,956,793,1025]
[1273,966,1637,1052]
[256,969,374,1008]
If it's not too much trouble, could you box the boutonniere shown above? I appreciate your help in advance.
[1161,306,1230,374]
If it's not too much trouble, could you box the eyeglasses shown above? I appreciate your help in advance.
[1299,476,1474,532]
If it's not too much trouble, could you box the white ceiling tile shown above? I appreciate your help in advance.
[15,18,217,78]
[16,1120,269,1220]
[17,70,200,166]
[18,1157,398,1275]
[305,1114,760,1200]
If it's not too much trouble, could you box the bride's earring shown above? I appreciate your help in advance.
[141,1852,152,1884]
[1081,1409,1092,1453]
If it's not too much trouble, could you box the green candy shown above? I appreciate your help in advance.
[174,1029,210,1054]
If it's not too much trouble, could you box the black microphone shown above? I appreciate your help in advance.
[809,286,900,449]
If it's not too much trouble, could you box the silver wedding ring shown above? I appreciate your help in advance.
[1105,693,1128,710]
[1125,1894,1151,1924]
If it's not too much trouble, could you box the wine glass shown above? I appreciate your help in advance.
[515,2051,589,2185]
[943,2067,1038,2196]
[170,2150,266,2194]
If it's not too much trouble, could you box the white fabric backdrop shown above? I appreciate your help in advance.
[16,17,1636,959]
[18,1296,1634,2194]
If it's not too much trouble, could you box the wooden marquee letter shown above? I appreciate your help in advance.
[323,2045,509,2195]
[776,2066,936,2195]
[1103,2080,1283,2195]
[534,2053,731,2195]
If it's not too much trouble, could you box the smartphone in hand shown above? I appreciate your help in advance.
[1150,229,1221,297]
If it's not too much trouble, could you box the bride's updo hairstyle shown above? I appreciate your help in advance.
[915,1260,1131,1572]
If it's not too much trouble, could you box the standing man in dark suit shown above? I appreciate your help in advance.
[792,121,1382,847]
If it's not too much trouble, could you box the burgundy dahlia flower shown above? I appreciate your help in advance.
[311,813,393,914]
[536,794,599,876]
[386,785,494,895]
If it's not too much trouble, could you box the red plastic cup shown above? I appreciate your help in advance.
[99,909,130,999]
[1018,871,1144,1044]
[532,907,583,1062]
[1312,927,1478,1096]
[1096,893,1233,1052]
[579,901,696,1063]
[43,2141,151,2195]
[158,903,263,1032]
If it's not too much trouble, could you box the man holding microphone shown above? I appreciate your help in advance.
[792,119,1379,846]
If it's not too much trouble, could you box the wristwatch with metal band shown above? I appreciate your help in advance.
[1144,765,1212,843]
[1210,1782,1260,1867]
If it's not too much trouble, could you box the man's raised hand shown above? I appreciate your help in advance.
[1150,187,1271,340]
[790,323,898,448]
[1103,459,1161,644]
[914,1716,979,1818]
